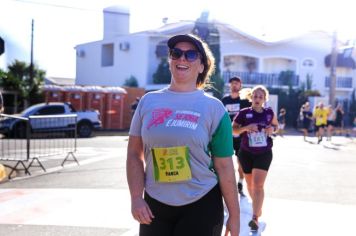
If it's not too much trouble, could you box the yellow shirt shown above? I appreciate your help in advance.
[313,107,328,126]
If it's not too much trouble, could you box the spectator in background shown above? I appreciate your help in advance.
[300,102,313,141]
[0,90,4,114]
[352,117,356,138]
[334,103,345,135]
[313,102,328,144]
[130,97,141,116]
[277,108,286,136]
[221,76,251,197]
[326,105,335,141]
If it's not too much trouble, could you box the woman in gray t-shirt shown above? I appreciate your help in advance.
[127,34,240,236]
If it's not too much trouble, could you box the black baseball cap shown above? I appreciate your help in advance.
[228,77,242,83]
[167,34,207,65]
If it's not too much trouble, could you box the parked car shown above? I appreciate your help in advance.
[0,102,102,138]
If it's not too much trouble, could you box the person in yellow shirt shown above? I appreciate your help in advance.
[313,102,328,144]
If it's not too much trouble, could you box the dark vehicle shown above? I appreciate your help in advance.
[0,102,102,138]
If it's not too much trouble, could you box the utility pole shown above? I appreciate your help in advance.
[29,19,34,106]
[329,31,337,107]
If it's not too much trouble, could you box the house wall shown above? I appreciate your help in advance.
[219,29,350,98]
[75,34,150,88]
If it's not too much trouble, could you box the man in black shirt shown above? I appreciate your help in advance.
[0,90,4,114]
[221,77,251,197]
[131,97,140,116]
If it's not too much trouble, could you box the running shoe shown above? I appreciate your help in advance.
[248,218,259,232]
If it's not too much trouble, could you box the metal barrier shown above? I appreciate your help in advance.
[0,114,78,179]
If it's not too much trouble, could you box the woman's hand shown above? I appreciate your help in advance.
[246,123,259,133]
[131,197,154,225]
[264,125,275,136]
[224,215,240,236]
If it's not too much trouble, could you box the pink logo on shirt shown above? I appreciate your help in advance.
[147,108,173,129]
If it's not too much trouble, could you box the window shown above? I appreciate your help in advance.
[36,106,65,115]
[302,59,314,67]
[101,43,114,67]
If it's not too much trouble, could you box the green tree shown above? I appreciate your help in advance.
[278,70,295,87]
[153,58,171,84]
[123,75,139,87]
[349,89,356,121]
[192,13,224,98]
[3,60,45,106]
[300,73,313,91]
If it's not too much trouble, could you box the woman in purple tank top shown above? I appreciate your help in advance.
[232,85,278,232]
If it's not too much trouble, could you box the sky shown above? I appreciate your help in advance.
[0,0,355,79]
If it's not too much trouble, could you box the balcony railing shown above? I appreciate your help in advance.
[324,76,353,89]
[223,71,299,87]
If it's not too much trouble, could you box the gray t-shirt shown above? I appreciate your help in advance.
[129,88,233,206]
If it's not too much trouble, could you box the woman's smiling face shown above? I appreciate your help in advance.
[169,42,204,87]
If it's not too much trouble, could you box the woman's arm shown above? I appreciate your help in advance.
[232,122,258,136]
[214,157,240,236]
[126,135,154,225]
[265,113,279,136]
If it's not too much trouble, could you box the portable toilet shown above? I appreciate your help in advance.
[44,84,64,103]
[63,85,86,111]
[104,86,126,129]
[85,86,107,125]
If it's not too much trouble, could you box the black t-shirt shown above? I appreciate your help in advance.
[221,95,251,121]
[0,91,3,113]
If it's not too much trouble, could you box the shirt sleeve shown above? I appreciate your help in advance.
[128,98,143,136]
[209,112,234,157]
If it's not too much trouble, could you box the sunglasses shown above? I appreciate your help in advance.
[169,48,200,62]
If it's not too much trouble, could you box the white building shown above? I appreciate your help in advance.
[75,6,356,101]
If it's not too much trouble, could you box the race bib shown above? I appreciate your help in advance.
[248,132,267,147]
[151,146,192,183]
[226,104,240,113]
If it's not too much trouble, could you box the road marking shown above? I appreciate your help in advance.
[0,188,137,230]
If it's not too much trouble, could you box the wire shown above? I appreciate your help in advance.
[11,0,99,12]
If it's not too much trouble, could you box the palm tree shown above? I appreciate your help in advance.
[2,60,45,108]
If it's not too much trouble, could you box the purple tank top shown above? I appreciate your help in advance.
[234,107,274,154]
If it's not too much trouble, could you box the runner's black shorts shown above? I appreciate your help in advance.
[316,124,326,129]
[233,136,242,155]
[140,184,224,236]
[238,149,273,173]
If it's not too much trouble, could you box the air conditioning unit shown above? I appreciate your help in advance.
[76,49,85,58]
[119,42,130,51]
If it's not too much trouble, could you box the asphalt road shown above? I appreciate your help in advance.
[1,132,356,236]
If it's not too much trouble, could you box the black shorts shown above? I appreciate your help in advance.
[233,136,242,155]
[302,120,311,129]
[238,149,273,174]
[140,184,224,236]
[327,120,334,126]
[316,124,326,129]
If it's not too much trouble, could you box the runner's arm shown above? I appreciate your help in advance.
[214,157,240,236]
[232,122,258,135]
[266,114,279,136]
[126,135,154,224]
